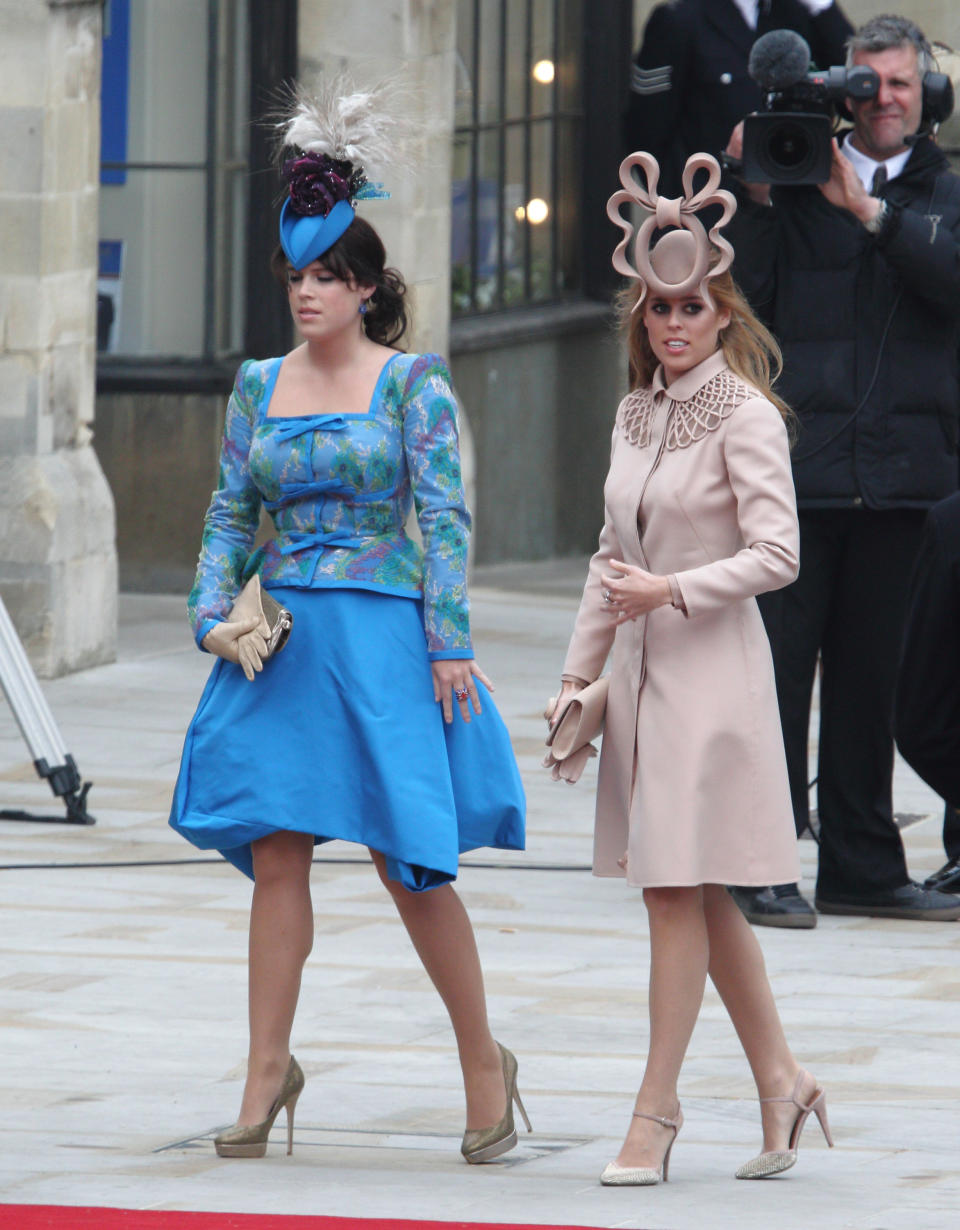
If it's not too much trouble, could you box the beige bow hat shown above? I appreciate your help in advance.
[606,151,736,311]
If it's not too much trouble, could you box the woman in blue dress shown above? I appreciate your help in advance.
[168,84,527,1164]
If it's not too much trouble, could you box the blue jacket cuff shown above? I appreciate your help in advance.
[195,617,220,651]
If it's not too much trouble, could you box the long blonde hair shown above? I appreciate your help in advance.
[617,270,793,426]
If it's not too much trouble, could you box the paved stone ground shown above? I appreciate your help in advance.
[1,568,958,1229]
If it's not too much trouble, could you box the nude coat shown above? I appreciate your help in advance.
[563,349,802,888]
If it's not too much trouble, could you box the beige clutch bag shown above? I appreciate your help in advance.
[229,574,293,657]
[544,675,610,760]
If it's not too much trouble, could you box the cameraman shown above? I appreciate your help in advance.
[625,0,853,196]
[725,15,960,924]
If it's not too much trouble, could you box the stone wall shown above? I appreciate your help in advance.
[0,0,117,676]
[450,311,626,565]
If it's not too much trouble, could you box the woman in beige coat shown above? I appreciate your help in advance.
[548,154,833,1185]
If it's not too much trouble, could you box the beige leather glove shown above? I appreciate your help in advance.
[542,742,598,784]
[202,615,269,681]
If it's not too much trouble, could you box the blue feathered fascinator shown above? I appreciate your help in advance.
[276,78,404,270]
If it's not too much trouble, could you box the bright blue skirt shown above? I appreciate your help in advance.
[169,587,525,890]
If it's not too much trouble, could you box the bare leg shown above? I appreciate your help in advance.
[702,884,814,1150]
[614,885,708,1169]
[370,849,505,1129]
[234,830,315,1125]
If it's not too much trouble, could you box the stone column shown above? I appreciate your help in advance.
[0,0,117,676]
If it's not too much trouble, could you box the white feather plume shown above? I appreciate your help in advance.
[279,74,414,178]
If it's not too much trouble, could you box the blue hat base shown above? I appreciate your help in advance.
[279,198,356,269]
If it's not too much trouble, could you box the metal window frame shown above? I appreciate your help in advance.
[454,0,582,316]
[452,0,630,319]
[97,0,297,395]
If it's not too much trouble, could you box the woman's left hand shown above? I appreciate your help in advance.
[600,559,672,625]
[432,659,494,725]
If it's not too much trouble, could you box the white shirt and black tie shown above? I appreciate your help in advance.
[840,134,911,195]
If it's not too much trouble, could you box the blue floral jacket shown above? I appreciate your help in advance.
[188,351,473,659]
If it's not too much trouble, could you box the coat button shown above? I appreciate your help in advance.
[720,72,732,84]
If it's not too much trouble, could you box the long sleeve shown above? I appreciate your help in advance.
[401,355,473,660]
[188,360,262,648]
[562,430,623,682]
[894,505,960,807]
[673,397,799,615]
[726,184,782,323]
[875,186,960,317]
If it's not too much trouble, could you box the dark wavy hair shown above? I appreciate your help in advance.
[271,215,410,348]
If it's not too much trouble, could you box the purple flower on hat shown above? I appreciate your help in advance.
[283,152,356,217]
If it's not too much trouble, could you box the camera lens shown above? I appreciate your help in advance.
[742,112,833,184]
[766,121,815,175]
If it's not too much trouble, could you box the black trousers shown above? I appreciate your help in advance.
[944,804,960,861]
[758,508,926,897]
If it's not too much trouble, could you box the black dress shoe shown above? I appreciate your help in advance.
[815,881,960,921]
[728,883,817,929]
[922,858,960,894]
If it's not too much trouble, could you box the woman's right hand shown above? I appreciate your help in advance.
[545,678,586,729]
[202,616,268,681]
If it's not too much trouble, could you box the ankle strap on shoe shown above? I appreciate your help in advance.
[632,1109,681,1129]
[759,1071,811,1108]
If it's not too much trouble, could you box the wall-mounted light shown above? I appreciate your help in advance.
[532,59,555,84]
[525,197,549,224]
[514,199,550,224]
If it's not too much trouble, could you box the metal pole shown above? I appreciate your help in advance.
[0,597,95,825]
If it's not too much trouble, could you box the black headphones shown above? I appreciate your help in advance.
[922,70,954,126]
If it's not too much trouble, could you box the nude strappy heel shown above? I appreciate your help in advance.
[600,1105,683,1185]
[735,1069,834,1179]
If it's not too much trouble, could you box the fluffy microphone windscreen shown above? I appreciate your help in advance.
[748,29,811,90]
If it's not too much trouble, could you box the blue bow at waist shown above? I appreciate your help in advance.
[264,480,398,513]
[274,528,381,585]
[277,529,374,556]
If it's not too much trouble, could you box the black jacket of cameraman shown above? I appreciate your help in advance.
[624,0,853,195]
[728,136,960,509]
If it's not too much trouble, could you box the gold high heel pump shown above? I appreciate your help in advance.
[214,1056,305,1158]
[735,1069,834,1179]
[461,1042,532,1163]
[600,1106,683,1185]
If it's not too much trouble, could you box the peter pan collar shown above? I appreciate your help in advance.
[652,348,729,402]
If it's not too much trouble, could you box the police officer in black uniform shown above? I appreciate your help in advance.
[625,0,853,196]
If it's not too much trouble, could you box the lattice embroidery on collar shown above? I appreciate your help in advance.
[666,370,750,449]
[617,387,658,448]
[618,370,752,451]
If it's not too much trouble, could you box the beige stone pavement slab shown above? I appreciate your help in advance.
[1,576,959,1229]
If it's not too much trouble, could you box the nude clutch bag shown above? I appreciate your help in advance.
[229,574,293,657]
[544,675,610,760]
